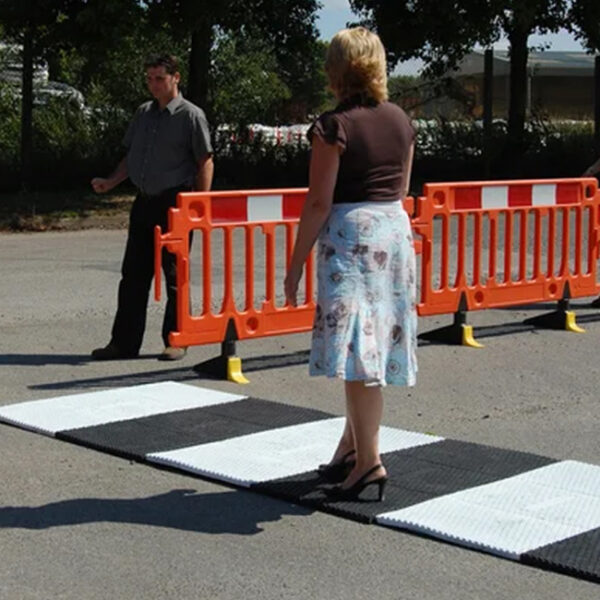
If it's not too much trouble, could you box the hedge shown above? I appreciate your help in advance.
[0,92,597,194]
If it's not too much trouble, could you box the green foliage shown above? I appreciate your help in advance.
[0,93,131,192]
[212,130,310,189]
[351,0,600,155]
[0,82,20,181]
[211,33,291,126]
[145,0,326,122]
[411,117,597,186]
[388,75,423,104]
[350,1,600,76]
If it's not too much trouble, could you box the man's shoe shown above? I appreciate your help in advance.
[158,346,187,361]
[91,343,137,361]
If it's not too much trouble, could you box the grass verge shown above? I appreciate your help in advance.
[0,189,134,232]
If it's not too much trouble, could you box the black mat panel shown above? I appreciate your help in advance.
[522,528,600,584]
[253,439,556,524]
[57,398,333,461]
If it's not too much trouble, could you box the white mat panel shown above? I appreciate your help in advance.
[377,460,600,559]
[0,382,246,436]
[148,418,443,487]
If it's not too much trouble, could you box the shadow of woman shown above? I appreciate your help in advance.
[0,488,313,535]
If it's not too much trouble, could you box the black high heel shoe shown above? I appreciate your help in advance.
[317,449,356,483]
[325,463,388,502]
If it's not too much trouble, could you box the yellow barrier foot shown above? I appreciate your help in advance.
[419,320,479,347]
[565,311,585,334]
[227,356,249,384]
[462,325,484,348]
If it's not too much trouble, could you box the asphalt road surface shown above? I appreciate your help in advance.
[1,229,600,600]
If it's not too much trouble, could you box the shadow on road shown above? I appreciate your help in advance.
[26,350,312,391]
[0,353,159,367]
[0,487,311,535]
[29,365,201,391]
[501,301,600,312]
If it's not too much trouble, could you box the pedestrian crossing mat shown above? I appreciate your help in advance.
[1,381,599,584]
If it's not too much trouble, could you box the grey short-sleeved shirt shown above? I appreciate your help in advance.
[123,93,212,196]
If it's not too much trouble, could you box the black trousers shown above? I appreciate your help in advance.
[110,187,190,354]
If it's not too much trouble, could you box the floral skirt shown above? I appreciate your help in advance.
[309,200,418,387]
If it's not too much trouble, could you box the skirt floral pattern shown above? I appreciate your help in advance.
[309,200,418,387]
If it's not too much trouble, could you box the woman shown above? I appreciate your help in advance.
[284,27,417,502]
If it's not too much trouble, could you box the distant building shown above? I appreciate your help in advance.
[454,49,597,120]
[393,49,598,120]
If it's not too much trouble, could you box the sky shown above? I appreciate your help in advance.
[316,0,588,75]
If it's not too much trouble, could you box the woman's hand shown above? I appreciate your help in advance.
[284,265,302,307]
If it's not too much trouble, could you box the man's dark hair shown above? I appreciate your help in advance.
[144,54,179,75]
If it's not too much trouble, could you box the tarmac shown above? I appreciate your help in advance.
[2,229,600,600]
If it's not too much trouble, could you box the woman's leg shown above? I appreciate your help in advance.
[327,416,355,464]
[342,380,387,487]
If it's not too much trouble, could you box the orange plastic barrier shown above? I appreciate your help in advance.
[154,188,315,353]
[154,180,600,374]
[412,178,600,319]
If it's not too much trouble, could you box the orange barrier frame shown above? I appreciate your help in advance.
[412,178,600,345]
[154,188,314,381]
[154,179,600,380]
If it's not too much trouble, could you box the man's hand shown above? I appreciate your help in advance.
[91,177,112,194]
[91,158,128,194]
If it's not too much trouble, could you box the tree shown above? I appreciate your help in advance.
[0,1,76,188]
[211,32,291,126]
[351,0,600,171]
[0,0,144,188]
[145,0,326,123]
[58,1,187,115]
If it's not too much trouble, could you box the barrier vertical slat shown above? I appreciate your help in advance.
[489,213,497,282]
[203,229,212,315]
[265,225,276,307]
[244,226,254,312]
[560,207,570,276]
[547,210,556,278]
[533,211,542,279]
[519,210,528,281]
[177,256,189,335]
[441,215,449,289]
[587,206,595,273]
[574,206,582,275]
[418,195,434,307]
[504,210,513,283]
[223,227,235,310]
[285,222,294,303]
[473,212,482,286]
[456,212,467,287]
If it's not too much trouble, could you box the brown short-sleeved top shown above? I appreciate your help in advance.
[308,96,415,204]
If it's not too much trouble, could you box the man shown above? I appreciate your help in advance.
[91,54,213,361]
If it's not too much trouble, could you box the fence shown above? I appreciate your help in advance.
[155,178,600,381]
[411,178,600,345]
[154,188,313,382]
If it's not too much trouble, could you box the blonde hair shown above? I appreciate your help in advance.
[325,27,388,103]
